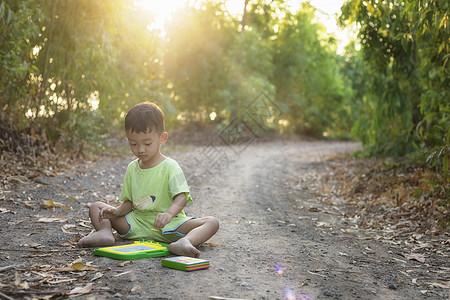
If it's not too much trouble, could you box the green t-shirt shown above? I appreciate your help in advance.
[118,157,193,241]
[120,157,192,213]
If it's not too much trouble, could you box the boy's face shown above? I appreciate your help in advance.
[126,129,168,168]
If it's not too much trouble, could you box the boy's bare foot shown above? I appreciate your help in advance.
[77,229,115,248]
[169,238,201,258]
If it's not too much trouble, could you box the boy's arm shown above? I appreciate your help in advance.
[100,200,133,220]
[153,193,187,229]
[115,200,133,216]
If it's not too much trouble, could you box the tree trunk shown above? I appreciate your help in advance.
[240,0,249,32]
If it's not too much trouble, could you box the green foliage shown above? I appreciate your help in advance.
[226,30,277,125]
[0,1,43,116]
[163,1,352,137]
[0,0,167,149]
[164,2,235,122]
[98,1,166,127]
[270,3,353,136]
[0,0,364,152]
[164,1,277,127]
[340,0,449,160]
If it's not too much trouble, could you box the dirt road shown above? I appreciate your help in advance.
[0,140,448,299]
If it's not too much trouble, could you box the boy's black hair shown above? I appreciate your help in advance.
[125,102,165,134]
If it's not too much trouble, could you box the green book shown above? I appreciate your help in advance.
[93,240,170,260]
[162,256,210,271]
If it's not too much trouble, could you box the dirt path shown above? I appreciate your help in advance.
[0,141,448,299]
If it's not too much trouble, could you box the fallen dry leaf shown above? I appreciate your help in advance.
[91,272,104,281]
[71,262,98,271]
[8,175,27,184]
[131,284,141,292]
[104,195,116,202]
[41,199,72,210]
[14,272,29,290]
[58,242,77,247]
[403,253,426,263]
[23,201,35,210]
[20,243,44,249]
[61,224,78,235]
[53,262,97,272]
[0,265,15,272]
[78,220,92,228]
[117,261,134,267]
[21,252,53,258]
[426,280,450,289]
[0,207,16,214]
[321,184,332,194]
[113,271,132,277]
[66,196,79,203]
[68,283,93,295]
[317,221,331,227]
[38,217,68,223]
[48,277,79,284]
[53,266,76,272]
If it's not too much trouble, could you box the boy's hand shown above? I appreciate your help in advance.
[99,207,117,221]
[153,212,172,229]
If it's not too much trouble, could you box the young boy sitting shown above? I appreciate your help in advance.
[77,102,219,258]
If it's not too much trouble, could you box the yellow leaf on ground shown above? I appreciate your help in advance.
[117,261,134,267]
[41,199,72,210]
[71,262,98,271]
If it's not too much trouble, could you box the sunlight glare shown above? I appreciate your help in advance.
[88,91,100,111]
[136,0,188,31]
[135,0,355,52]
[226,0,353,54]
[224,0,244,16]
[290,0,354,54]
[32,46,40,56]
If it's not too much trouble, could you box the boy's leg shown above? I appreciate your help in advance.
[77,202,130,247]
[168,216,219,258]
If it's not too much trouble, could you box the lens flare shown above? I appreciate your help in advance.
[297,293,312,300]
[284,287,295,300]
[283,287,312,300]
[275,264,284,274]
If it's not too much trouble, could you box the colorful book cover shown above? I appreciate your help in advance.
[162,256,210,271]
[93,241,170,260]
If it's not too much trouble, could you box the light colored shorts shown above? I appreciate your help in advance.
[118,211,196,243]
